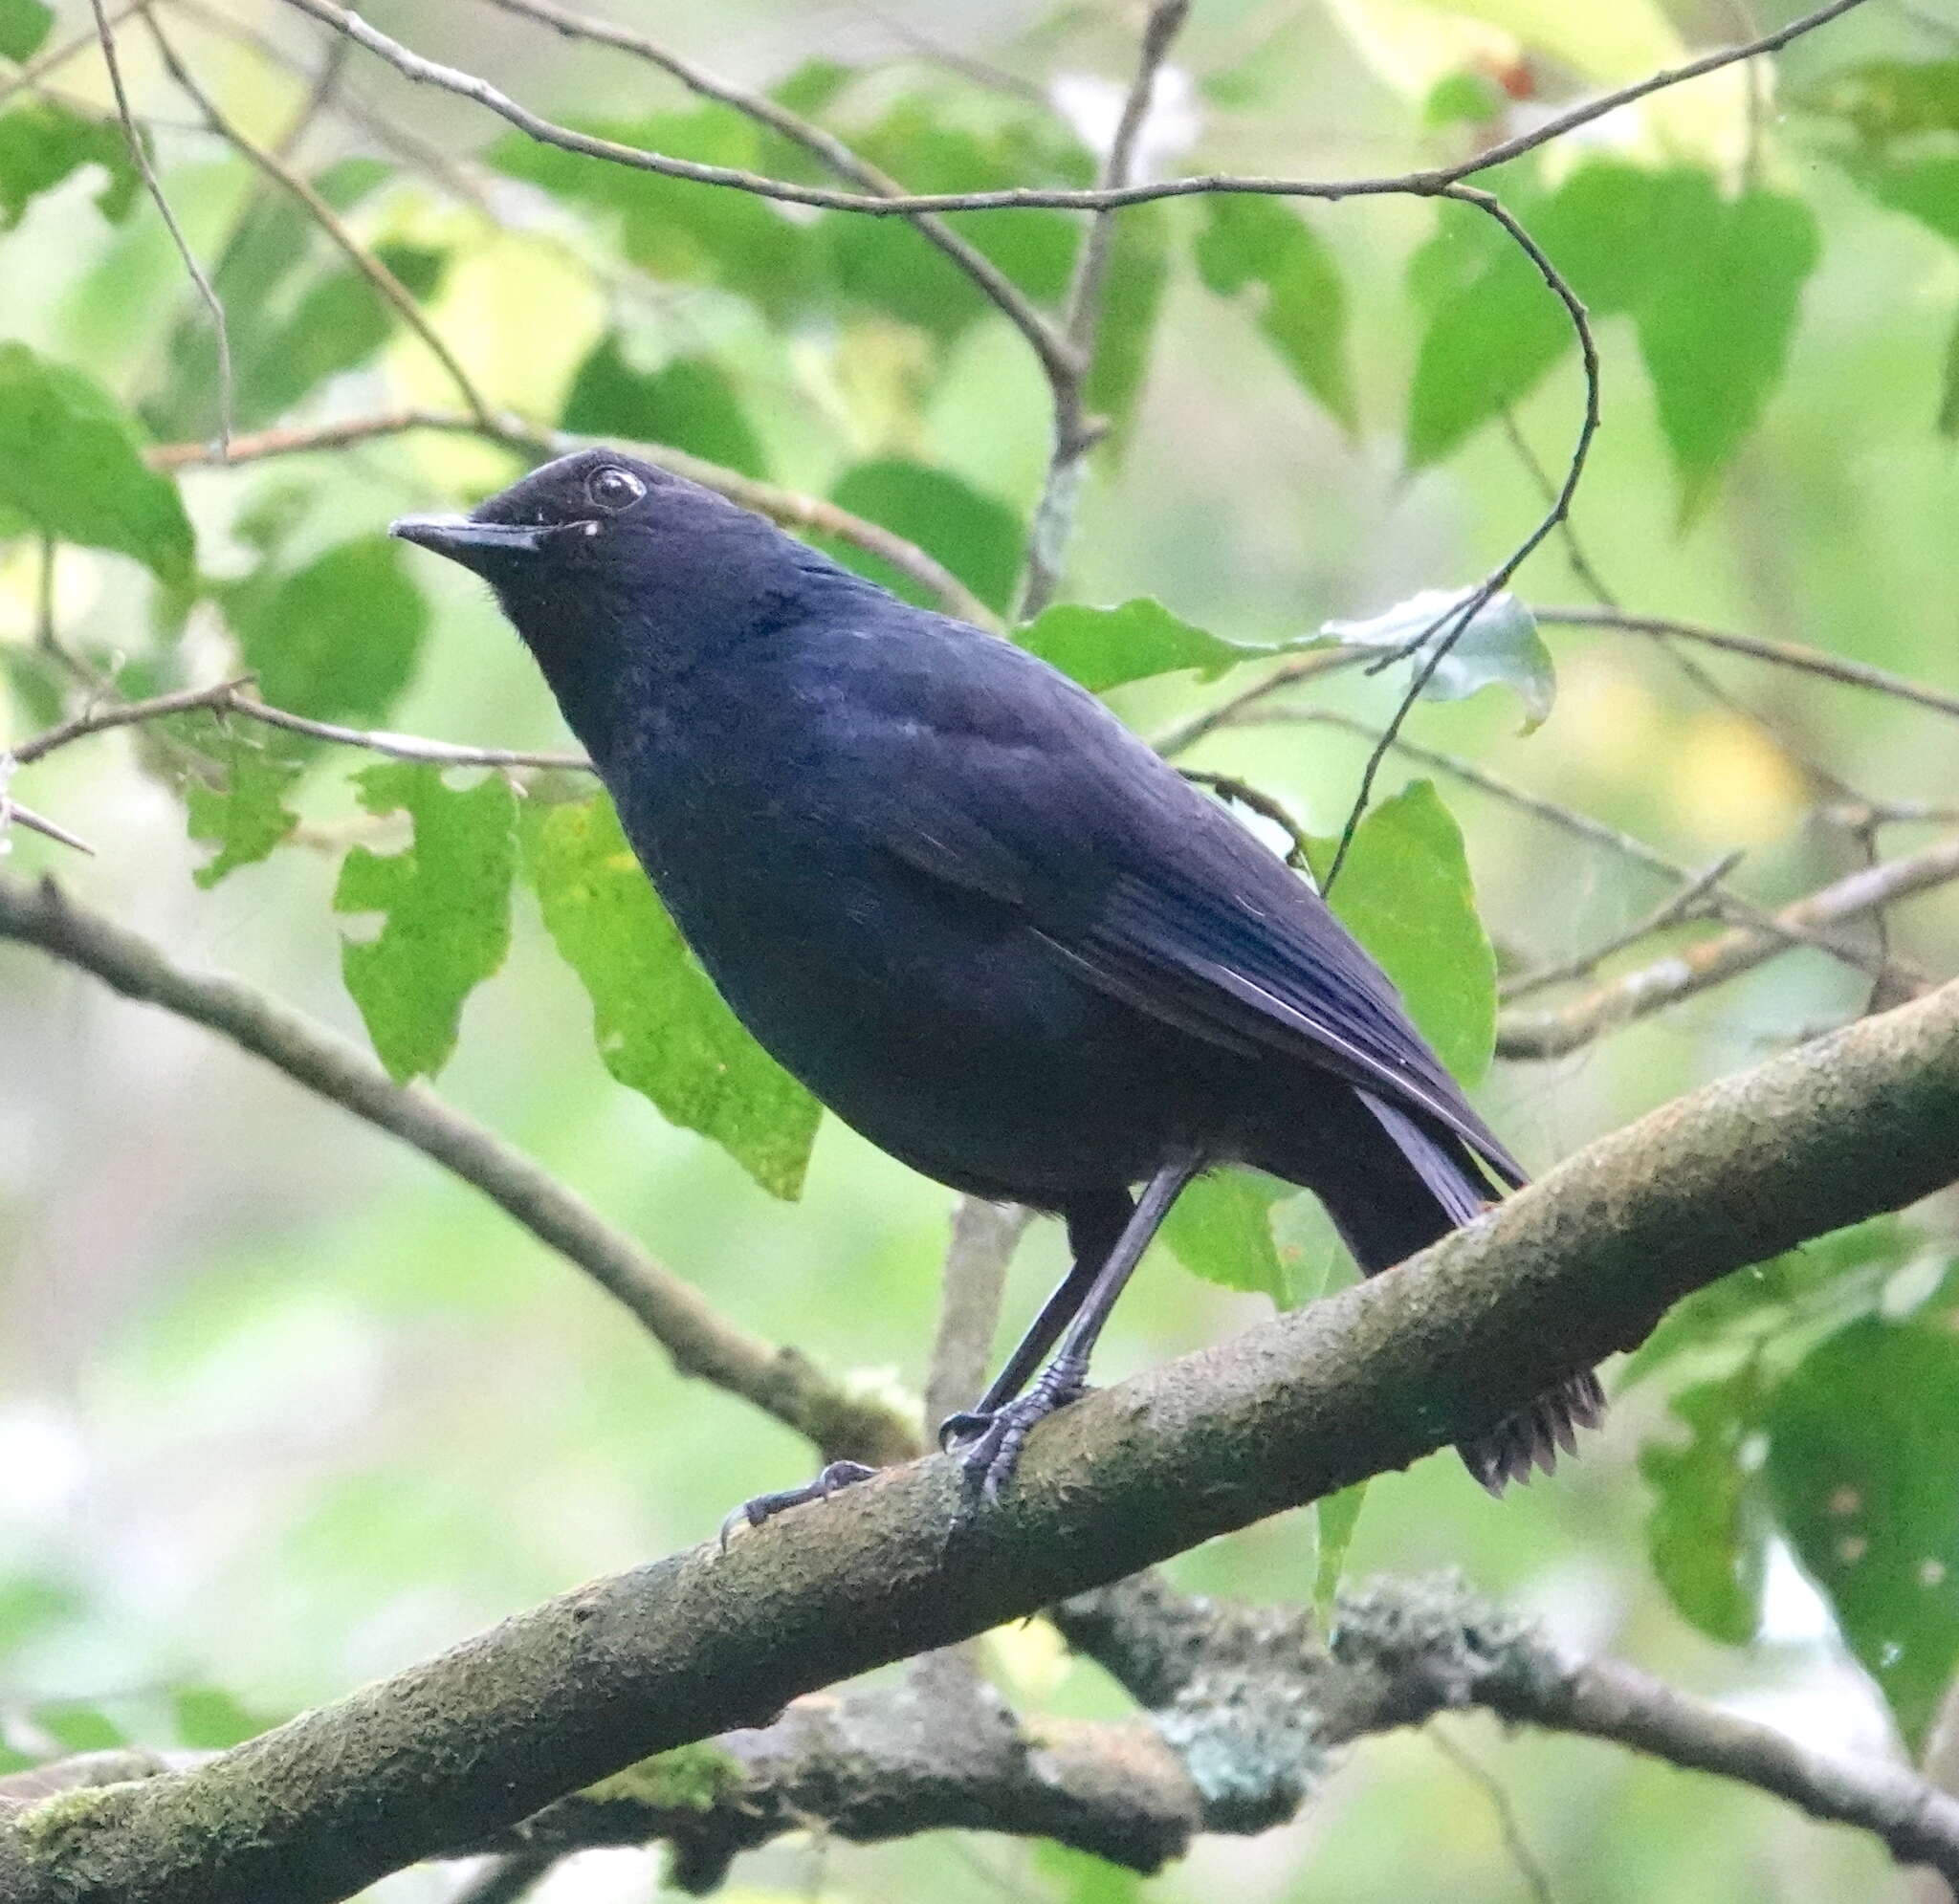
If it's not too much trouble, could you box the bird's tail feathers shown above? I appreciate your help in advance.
[1345,1091,1607,1492]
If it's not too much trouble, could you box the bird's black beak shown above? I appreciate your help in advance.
[388,514,552,572]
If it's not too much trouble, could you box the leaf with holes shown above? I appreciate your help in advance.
[1766,1313,1959,1753]
[334,766,517,1084]
[1197,196,1354,432]
[1640,1372,1767,1646]
[1021,598,1292,692]
[1620,1216,1908,1388]
[1308,782,1498,1083]
[0,344,192,580]
[0,101,141,230]
[521,794,821,1199]
[183,728,302,889]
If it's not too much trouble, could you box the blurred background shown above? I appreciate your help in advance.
[2,0,1958,1897]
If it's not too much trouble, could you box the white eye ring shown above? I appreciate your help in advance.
[586,466,646,512]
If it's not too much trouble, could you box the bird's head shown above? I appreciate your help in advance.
[391,447,832,751]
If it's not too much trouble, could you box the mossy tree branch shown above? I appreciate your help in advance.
[0,974,1954,1904]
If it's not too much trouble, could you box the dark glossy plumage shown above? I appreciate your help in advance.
[393,449,1604,1499]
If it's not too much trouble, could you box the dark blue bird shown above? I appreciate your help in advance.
[392,449,1603,1516]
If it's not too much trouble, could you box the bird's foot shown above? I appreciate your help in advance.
[718,1459,876,1551]
[940,1357,1090,1506]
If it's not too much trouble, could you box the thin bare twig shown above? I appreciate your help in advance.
[1181,769,1316,872]
[1539,606,1959,724]
[11,674,592,777]
[90,0,234,449]
[1016,0,1188,622]
[0,801,97,855]
[0,874,918,1469]
[1429,1726,1558,1904]
[1323,186,1599,889]
[922,1198,1031,1438]
[11,679,255,767]
[231,694,591,770]
[1152,647,1372,758]
[140,8,497,431]
[148,409,999,625]
[1500,852,1744,1001]
[273,0,1872,219]
[1231,706,1934,994]
[1497,836,1959,1060]
[166,0,498,212]
[475,0,1076,390]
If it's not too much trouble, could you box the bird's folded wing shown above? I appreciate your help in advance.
[876,711,1523,1190]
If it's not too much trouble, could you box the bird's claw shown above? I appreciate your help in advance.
[936,1409,992,1454]
[943,1360,1089,1509]
[717,1459,876,1552]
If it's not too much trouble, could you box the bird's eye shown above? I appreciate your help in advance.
[585,465,646,513]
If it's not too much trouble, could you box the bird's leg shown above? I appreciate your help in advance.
[717,1459,877,1551]
[936,1191,1134,1451]
[953,1155,1203,1505]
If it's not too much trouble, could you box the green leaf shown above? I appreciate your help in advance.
[1422,71,1507,128]
[771,59,854,120]
[1640,1372,1766,1646]
[1020,597,1290,692]
[1406,186,1572,469]
[1034,1842,1145,1904]
[520,794,821,1199]
[1313,1482,1368,1627]
[1766,1316,1959,1753]
[1084,201,1169,446]
[1319,588,1554,730]
[1162,1169,1292,1304]
[228,536,429,729]
[0,101,140,230]
[171,1686,275,1750]
[0,343,192,580]
[491,110,825,322]
[0,0,52,60]
[334,765,517,1084]
[826,460,1022,616]
[1308,782,1498,1083]
[1621,1217,1906,1388]
[562,337,767,477]
[1634,175,1817,523]
[836,103,1086,332]
[184,728,302,889]
[1838,151,1959,251]
[1405,160,1671,468]
[1197,196,1355,431]
[34,1704,126,1753]
[144,160,426,438]
[0,1575,79,1662]
[1799,58,1959,141]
